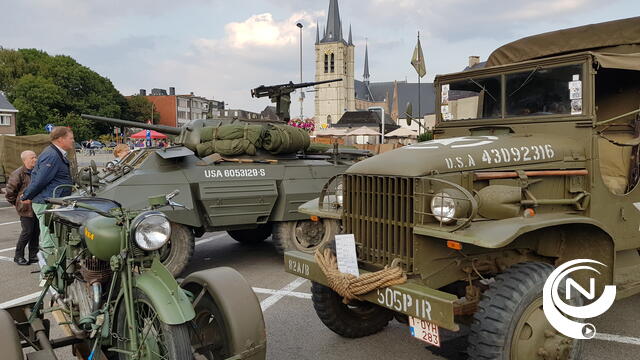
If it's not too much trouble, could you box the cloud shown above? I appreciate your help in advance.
[197,11,323,51]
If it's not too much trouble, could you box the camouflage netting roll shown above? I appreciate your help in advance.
[262,124,310,154]
[197,124,264,157]
[196,123,310,157]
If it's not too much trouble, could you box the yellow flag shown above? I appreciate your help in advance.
[411,38,426,78]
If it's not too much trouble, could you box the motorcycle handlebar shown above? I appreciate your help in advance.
[45,198,67,206]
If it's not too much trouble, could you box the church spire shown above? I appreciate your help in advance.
[363,40,370,84]
[316,20,320,45]
[321,0,343,43]
[348,24,353,46]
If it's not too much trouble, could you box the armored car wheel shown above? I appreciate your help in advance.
[227,224,272,244]
[0,310,23,360]
[115,289,192,360]
[467,262,583,360]
[311,282,393,338]
[159,223,195,277]
[273,219,340,254]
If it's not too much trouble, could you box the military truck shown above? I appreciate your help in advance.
[284,17,640,359]
[75,80,367,277]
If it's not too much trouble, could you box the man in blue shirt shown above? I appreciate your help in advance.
[22,127,75,256]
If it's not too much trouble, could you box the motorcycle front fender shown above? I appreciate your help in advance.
[133,258,195,325]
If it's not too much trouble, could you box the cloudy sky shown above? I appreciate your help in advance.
[1,0,638,117]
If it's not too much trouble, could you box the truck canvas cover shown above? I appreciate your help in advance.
[486,16,640,69]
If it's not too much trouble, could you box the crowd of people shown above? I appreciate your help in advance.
[3,128,165,265]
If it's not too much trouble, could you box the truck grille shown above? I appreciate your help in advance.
[343,175,414,273]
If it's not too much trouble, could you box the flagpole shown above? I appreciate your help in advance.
[417,31,421,132]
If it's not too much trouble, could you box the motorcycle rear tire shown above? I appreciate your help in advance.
[114,289,191,360]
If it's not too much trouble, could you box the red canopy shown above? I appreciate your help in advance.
[129,130,168,139]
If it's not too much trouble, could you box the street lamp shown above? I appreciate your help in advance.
[296,22,304,121]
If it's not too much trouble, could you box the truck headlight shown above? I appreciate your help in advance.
[131,212,171,251]
[431,189,470,224]
[334,182,344,206]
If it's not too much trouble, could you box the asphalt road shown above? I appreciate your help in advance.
[0,197,638,359]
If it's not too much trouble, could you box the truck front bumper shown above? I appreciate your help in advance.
[284,251,460,331]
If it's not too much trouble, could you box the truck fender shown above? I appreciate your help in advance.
[181,267,267,359]
[133,258,196,325]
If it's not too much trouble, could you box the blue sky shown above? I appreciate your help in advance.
[1,0,638,117]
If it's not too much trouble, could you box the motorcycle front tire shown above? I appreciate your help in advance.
[114,289,191,360]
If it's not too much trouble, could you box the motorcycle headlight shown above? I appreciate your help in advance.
[131,212,171,251]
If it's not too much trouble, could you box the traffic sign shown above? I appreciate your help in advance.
[146,130,151,140]
[45,124,55,133]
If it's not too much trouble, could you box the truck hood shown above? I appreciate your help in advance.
[346,134,585,176]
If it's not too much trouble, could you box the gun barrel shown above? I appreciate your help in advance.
[81,114,182,136]
[251,78,342,98]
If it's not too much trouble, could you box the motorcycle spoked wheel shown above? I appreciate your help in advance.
[115,289,191,360]
[190,292,231,360]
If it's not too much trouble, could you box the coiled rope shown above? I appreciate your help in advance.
[314,248,407,303]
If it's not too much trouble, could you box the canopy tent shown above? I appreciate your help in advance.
[347,126,381,136]
[130,130,168,139]
[384,127,418,138]
[486,16,640,67]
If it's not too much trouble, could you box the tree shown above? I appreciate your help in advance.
[124,95,160,124]
[0,48,128,140]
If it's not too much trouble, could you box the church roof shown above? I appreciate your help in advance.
[320,0,346,44]
[334,110,398,132]
[354,80,436,117]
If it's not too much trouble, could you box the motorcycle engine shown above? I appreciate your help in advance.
[67,257,113,330]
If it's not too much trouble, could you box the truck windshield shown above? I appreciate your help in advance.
[506,64,582,117]
[442,76,501,121]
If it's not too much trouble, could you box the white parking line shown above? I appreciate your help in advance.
[0,221,20,226]
[252,287,311,299]
[259,277,308,311]
[0,247,14,253]
[0,206,15,210]
[595,333,640,346]
[0,291,40,309]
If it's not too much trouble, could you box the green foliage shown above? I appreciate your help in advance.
[124,95,160,124]
[0,48,128,140]
[417,131,433,142]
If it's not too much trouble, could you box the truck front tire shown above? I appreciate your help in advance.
[311,282,393,338]
[467,262,583,360]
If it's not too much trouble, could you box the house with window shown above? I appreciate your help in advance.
[0,92,18,135]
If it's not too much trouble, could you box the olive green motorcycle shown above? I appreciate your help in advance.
[0,189,266,360]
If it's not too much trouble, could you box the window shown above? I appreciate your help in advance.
[330,53,335,73]
[324,54,329,73]
[0,115,10,126]
[443,76,501,121]
[506,64,582,117]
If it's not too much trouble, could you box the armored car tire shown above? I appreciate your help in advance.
[273,219,340,255]
[0,310,23,360]
[467,262,583,360]
[311,282,393,338]
[159,223,195,277]
[227,224,272,244]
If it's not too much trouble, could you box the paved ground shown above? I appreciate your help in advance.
[0,196,638,359]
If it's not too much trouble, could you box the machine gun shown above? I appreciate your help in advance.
[251,79,342,121]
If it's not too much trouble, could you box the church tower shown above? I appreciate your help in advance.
[314,0,355,126]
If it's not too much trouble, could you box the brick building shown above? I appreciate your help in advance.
[140,87,225,127]
[0,92,18,135]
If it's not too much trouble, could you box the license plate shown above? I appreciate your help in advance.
[409,316,440,347]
